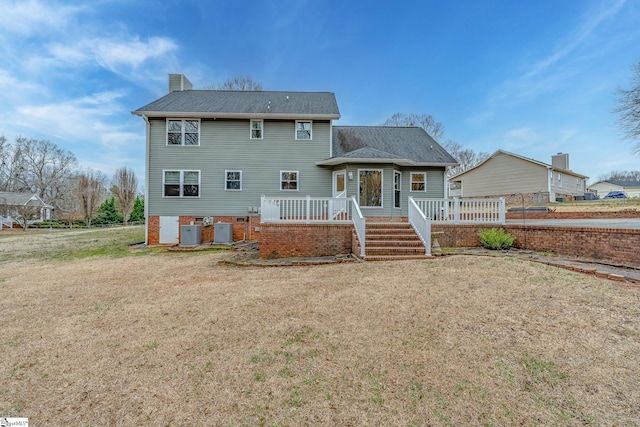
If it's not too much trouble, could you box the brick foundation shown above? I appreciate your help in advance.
[147,215,261,246]
[258,223,353,259]
[148,215,639,267]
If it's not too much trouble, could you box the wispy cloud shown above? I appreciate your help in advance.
[0,0,83,35]
[523,0,628,80]
[489,0,629,106]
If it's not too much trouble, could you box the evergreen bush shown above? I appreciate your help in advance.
[478,228,516,250]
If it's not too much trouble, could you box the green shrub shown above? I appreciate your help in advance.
[478,228,516,250]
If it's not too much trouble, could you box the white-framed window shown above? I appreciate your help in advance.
[225,170,242,191]
[576,178,583,190]
[295,120,312,140]
[250,119,263,139]
[280,171,299,191]
[410,172,427,192]
[359,169,383,207]
[394,171,401,208]
[163,170,200,197]
[557,172,562,187]
[167,119,200,146]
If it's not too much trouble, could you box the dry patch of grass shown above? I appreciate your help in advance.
[0,226,146,263]
[533,198,640,213]
[1,232,639,425]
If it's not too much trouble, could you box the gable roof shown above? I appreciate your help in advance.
[0,191,52,208]
[317,126,458,167]
[449,149,588,180]
[132,90,340,119]
[605,180,640,187]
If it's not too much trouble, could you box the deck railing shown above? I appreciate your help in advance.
[408,197,431,255]
[351,197,366,257]
[412,197,505,224]
[260,195,354,223]
[0,215,14,229]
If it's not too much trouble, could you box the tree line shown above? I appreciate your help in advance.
[0,135,142,228]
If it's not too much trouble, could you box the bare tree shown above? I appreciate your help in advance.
[382,113,488,176]
[598,170,640,181]
[615,61,640,155]
[10,137,78,210]
[383,113,445,141]
[443,141,489,177]
[14,204,42,231]
[205,76,263,91]
[112,167,138,225]
[76,170,107,227]
[0,135,25,192]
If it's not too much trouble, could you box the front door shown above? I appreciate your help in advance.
[332,170,347,219]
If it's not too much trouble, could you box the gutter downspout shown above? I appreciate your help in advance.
[444,166,450,198]
[143,114,150,245]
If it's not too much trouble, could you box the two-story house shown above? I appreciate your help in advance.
[449,150,589,204]
[132,74,458,246]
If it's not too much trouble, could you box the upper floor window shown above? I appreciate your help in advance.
[225,170,242,191]
[556,172,562,186]
[163,170,200,197]
[280,171,298,191]
[410,172,427,192]
[167,119,200,146]
[250,120,263,139]
[295,121,312,140]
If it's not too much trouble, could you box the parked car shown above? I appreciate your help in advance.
[603,191,627,199]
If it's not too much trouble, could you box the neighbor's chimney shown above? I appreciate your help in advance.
[551,152,569,170]
[168,74,193,92]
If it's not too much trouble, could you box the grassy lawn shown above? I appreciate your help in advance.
[1,228,639,425]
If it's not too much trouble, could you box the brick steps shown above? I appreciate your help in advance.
[364,222,429,261]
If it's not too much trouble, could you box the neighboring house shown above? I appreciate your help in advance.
[132,74,458,245]
[588,180,640,198]
[0,191,52,229]
[449,150,589,203]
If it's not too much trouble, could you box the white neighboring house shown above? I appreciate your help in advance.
[0,191,53,229]
[588,181,640,198]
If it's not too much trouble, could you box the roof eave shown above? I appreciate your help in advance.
[131,111,340,120]
[317,158,458,167]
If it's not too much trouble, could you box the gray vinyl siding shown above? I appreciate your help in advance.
[458,154,548,197]
[333,164,446,217]
[147,118,332,216]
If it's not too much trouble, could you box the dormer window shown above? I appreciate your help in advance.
[250,120,263,139]
[167,119,200,146]
[295,121,312,140]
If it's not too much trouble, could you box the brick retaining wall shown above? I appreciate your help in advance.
[259,222,640,267]
[433,223,640,267]
[506,211,640,220]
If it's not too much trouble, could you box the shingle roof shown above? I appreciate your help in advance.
[450,149,589,180]
[132,90,340,119]
[318,126,458,166]
[606,180,640,187]
[0,191,51,207]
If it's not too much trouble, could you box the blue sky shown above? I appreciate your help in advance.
[1,0,639,187]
